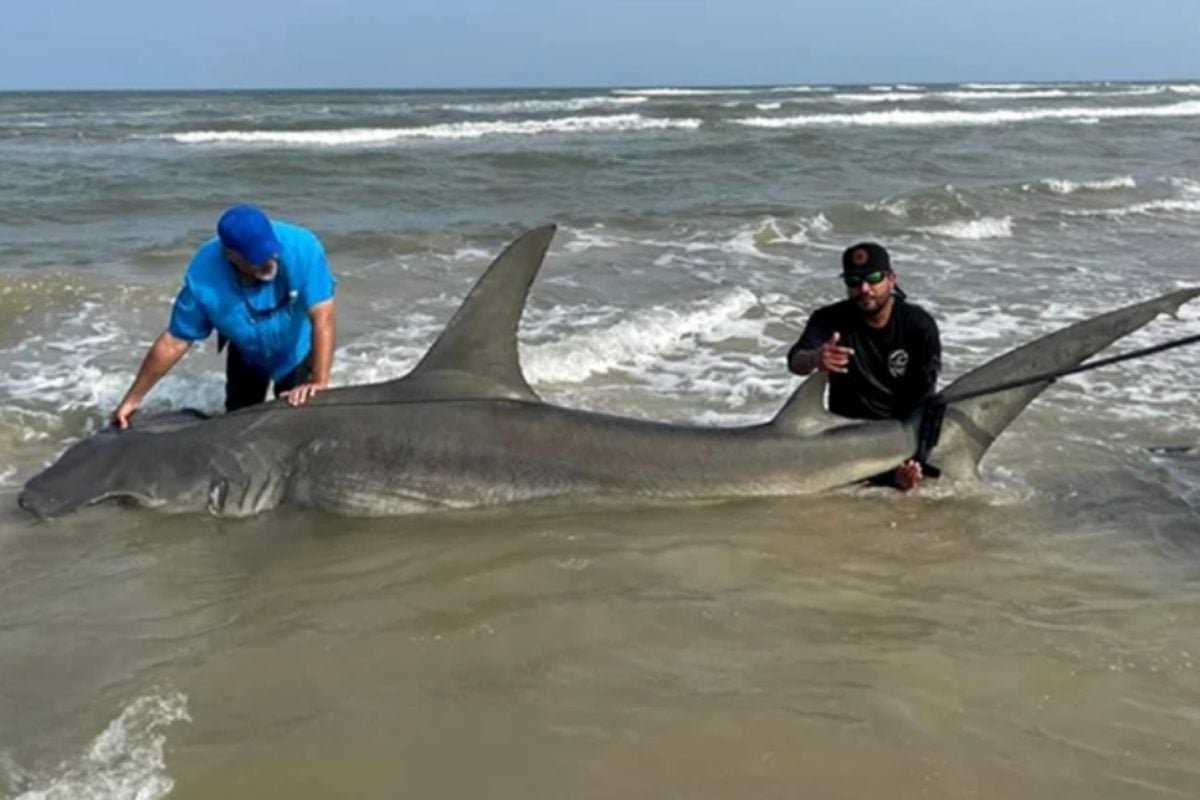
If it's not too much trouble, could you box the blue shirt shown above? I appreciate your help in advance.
[168,221,336,381]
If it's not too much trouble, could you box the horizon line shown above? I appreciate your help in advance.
[1,76,1198,94]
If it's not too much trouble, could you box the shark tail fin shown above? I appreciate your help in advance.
[928,287,1200,480]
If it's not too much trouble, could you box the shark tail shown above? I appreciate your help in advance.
[927,287,1200,480]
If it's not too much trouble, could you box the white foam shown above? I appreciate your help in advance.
[0,299,226,424]
[168,115,702,146]
[612,87,758,96]
[446,246,493,263]
[559,216,829,264]
[755,102,782,110]
[943,89,1073,100]
[562,226,626,253]
[732,100,1200,129]
[523,288,761,384]
[945,87,1161,101]
[916,216,1014,239]
[835,92,930,103]
[445,96,648,114]
[1168,177,1200,195]
[961,82,1040,90]
[765,85,831,93]
[0,464,15,486]
[1036,175,1137,194]
[1063,199,1200,218]
[11,689,189,800]
[752,214,831,247]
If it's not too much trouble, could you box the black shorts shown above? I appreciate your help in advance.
[225,344,313,413]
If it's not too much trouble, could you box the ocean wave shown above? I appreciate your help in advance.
[1063,199,1200,218]
[943,89,1076,100]
[765,85,832,93]
[960,82,1041,90]
[831,184,977,230]
[523,288,761,384]
[916,216,1014,239]
[612,87,759,96]
[1030,175,1138,194]
[732,100,1200,129]
[445,96,648,114]
[0,297,226,421]
[751,214,832,248]
[834,88,1159,104]
[167,114,702,145]
[8,689,189,800]
[834,92,931,103]
[1168,177,1200,194]
[558,215,829,262]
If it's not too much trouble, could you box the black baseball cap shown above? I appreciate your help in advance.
[841,242,892,274]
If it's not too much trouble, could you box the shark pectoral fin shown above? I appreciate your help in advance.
[771,372,845,435]
[381,224,557,403]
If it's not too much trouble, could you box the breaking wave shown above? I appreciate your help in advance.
[167,114,702,145]
[733,101,1200,129]
[5,689,190,800]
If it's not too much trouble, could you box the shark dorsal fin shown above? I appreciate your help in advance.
[382,225,556,402]
[771,372,845,435]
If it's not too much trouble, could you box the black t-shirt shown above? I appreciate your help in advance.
[789,296,941,421]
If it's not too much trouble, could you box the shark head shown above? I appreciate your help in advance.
[19,411,216,519]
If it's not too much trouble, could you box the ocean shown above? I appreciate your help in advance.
[2,82,1199,798]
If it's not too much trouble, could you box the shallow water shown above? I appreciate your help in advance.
[2,82,1199,798]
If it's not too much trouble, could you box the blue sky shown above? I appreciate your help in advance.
[3,0,1197,90]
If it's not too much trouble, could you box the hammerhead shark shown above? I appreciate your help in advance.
[18,225,1199,518]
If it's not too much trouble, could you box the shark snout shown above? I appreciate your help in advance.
[17,484,74,519]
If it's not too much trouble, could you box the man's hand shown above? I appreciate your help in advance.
[895,459,923,492]
[280,382,327,406]
[818,332,854,374]
[112,396,141,430]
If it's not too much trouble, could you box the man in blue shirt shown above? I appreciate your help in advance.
[112,205,337,428]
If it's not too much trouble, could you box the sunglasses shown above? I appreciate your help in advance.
[842,269,889,288]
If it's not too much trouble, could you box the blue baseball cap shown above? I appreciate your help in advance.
[217,205,281,266]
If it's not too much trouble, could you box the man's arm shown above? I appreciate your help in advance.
[893,315,943,492]
[280,299,335,406]
[309,299,335,385]
[789,331,854,376]
[788,346,821,376]
[112,331,192,429]
[788,309,854,376]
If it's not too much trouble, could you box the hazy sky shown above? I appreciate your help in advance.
[3,0,1197,90]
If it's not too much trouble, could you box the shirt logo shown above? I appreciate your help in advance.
[888,349,909,378]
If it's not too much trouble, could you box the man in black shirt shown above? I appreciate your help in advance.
[787,242,941,491]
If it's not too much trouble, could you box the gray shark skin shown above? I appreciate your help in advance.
[17,225,1200,518]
